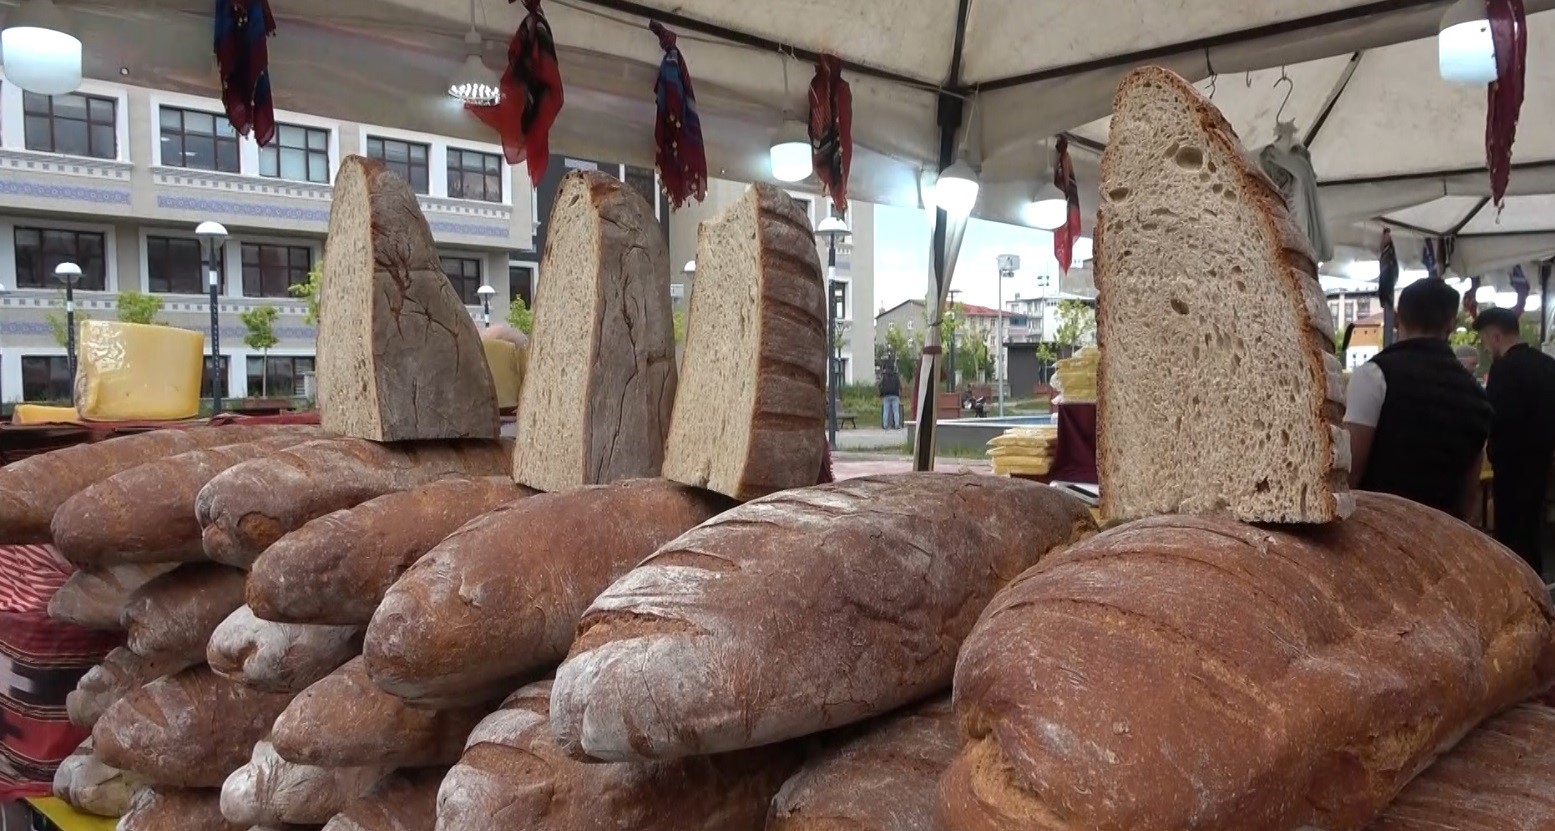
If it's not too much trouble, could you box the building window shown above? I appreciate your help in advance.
[624,165,659,218]
[366,137,429,194]
[241,243,312,298]
[21,356,72,402]
[201,355,232,399]
[446,148,502,202]
[260,124,330,183]
[159,107,240,172]
[246,355,314,398]
[147,236,216,294]
[14,228,107,291]
[509,263,535,309]
[23,92,117,159]
[440,256,482,305]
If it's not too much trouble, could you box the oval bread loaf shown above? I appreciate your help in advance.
[365,478,733,706]
[221,740,386,826]
[52,738,142,818]
[551,474,1095,761]
[0,424,318,544]
[323,768,446,831]
[46,563,177,631]
[68,646,188,729]
[197,438,514,568]
[769,695,961,831]
[208,606,362,693]
[246,477,533,626]
[438,680,799,831]
[93,666,295,788]
[945,492,1555,831]
[120,562,247,664]
[119,786,243,831]
[51,433,322,567]
[270,657,489,769]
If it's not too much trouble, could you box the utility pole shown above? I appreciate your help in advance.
[995,254,1020,417]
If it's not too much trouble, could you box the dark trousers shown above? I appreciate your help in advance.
[1493,460,1551,580]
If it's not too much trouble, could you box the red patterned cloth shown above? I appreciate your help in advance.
[0,546,70,614]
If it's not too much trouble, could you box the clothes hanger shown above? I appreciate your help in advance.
[1273,68,1298,151]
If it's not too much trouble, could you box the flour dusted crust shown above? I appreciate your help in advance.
[550,474,1095,762]
[945,492,1555,830]
[207,606,362,694]
[322,768,446,831]
[120,562,248,665]
[119,787,243,831]
[53,738,141,817]
[68,646,186,729]
[221,740,385,826]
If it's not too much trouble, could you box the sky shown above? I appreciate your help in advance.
[871,204,1077,315]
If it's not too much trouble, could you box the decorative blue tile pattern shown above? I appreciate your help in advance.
[427,220,509,238]
[156,195,332,223]
[0,322,55,336]
[0,180,132,204]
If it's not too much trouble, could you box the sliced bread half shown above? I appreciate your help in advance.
[1095,66,1350,523]
[513,170,677,492]
[661,183,827,501]
[317,155,499,441]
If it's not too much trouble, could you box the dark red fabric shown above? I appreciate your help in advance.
[808,55,852,216]
[649,22,707,209]
[1053,137,1082,274]
[214,0,277,146]
[468,0,564,186]
[1485,0,1527,209]
[1047,403,1098,485]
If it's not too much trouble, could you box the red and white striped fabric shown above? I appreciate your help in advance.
[0,545,72,614]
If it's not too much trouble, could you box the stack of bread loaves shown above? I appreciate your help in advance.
[1051,345,1099,403]
[986,425,1058,477]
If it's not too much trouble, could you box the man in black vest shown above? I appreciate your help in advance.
[1344,278,1492,521]
[1474,307,1555,577]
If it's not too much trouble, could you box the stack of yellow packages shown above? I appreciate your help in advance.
[1053,345,1100,403]
[987,425,1059,477]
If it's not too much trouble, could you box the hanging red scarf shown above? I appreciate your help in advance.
[650,22,707,209]
[214,0,277,146]
[1053,136,1082,274]
[468,0,564,186]
[809,55,852,216]
[1485,0,1527,210]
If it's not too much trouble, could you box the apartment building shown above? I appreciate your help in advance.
[0,74,533,404]
[667,180,877,385]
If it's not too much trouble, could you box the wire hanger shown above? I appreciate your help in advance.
[1273,67,1298,150]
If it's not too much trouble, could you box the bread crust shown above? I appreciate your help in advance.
[551,474,1095,762]
[946,492,1555,830]
[323,767,447,831]
[121,562,248,665]
[1095,66,1350,523]
[119,787,243,831]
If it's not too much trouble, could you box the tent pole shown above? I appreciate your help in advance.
[912,89,966,472]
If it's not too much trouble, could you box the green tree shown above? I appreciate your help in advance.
[507,295,534,334]
[45,301,88,348]
[288,265,322,325]
[672,308,687,345]
[1036,299,1097,380]
[880,323,922,381]
[240,305,280,397]
[115,291,165,325]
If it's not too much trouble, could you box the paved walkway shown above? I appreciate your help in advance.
[833,452,992,480]
[835,426,909,451]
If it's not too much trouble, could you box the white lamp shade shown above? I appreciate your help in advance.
[769,120,812,183]
[1439,0,1497,85]
[1,24,82,96]
[195,221,229,240]
[815,215,850,240]
[1072,236,1095,264]
[935,160,981,219]
[1475,285,1498,303]
[682,259,696,274]
[1024,198,1069,230]
[476,284,496,297]
[449,55,499,105]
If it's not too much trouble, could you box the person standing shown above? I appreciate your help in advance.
[1344,278,1492,521]
[878,365,903,430]
[1474,307,1555,577]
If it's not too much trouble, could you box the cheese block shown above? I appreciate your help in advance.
[12,404,80,424]
[481,339,523,410]
[74,320,205,421]
[317,155,500,441]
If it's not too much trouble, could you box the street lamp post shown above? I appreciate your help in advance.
[946,288,961,393]
[54,261,82,396]
[814,217,851,451]
[196,221,228,416]
[477,284,496,328]
[995,254,1020,417]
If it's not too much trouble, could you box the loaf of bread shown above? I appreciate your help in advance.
[47,562,177,630]
[365,479,733,706]
[945,492,1555,831]
[317,155,499,442]
[1094,65,1350,523]
[222,740,386,827]
[51,434,322,567]
[68,646,188,729]
[661,182,827,501]
[94,666,295,788]
[1367,703,1555,830]
[769,695,960,831]
[208,606,362,693]
[271,658,488,769]
[0,424,317,544]
[552,474,1092,761]
[53,737,142,817]
[247,477,532,626]
[121,562,248,665]
[197,438,513,568]
[323,768,446,831]
[513,170,677,493]
[119,787,242,831]
[438,680,798,831]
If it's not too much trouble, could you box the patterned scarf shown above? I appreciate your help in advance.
[809,55,852,216]
[214,0,276,146]
[468,0,565,186]
[650,22,707,209]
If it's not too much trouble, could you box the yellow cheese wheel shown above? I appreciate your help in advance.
[75,321,204,421]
